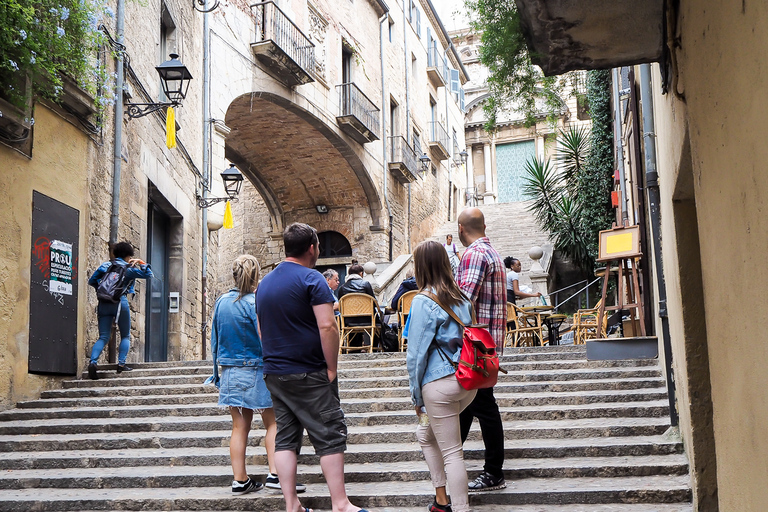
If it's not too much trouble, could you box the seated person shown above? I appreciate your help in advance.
[337,264,379,347]
[323,269,341,314]
[504,256,542,304]
[390,269,417,311]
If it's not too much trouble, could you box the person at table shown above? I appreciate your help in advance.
[323,269,341,314]
[390,269,417,311]
[504,256,542,304]
[337,264,379,347]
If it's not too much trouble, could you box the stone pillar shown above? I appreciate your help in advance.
[491,139,498,199]
[528,246,549,304]
[466,145,474,205]
[483,143,494,204]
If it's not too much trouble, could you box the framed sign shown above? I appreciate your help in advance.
[597,225,641,262]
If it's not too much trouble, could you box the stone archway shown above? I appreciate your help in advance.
[224,92,383,237]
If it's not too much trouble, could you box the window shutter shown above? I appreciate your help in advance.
[416,8,421,38]
[460,88,466,112]
[450,68,460,96]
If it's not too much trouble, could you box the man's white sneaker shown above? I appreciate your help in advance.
[265,473,307,493]
[231,477,263,494]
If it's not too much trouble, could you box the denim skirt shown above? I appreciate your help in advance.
[218,366,273,410]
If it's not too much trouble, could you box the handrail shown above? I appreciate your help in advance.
[428,121,449,150]
[337,82,380,139]
[548,279,589,297]
[251,1,315,73]
[427,43,447,81]
[553,277,602,312]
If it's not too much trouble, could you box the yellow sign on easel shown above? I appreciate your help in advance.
[598,225,641,262]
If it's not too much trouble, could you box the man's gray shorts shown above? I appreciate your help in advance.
[264,370,347,456]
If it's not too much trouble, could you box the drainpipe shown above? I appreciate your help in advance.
[612,68,629,223]
[109,0,125,246]
[639,63,678,427]
[200,8,211,360]
[379,12,393,262]
[402,0,412,252]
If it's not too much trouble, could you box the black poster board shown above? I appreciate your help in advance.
[28,191,79,375]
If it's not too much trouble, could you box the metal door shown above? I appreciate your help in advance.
[145,204,169,361]
[29,191,79,375]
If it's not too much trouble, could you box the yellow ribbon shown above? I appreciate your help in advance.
[166,106,176,149]
[223,200,234,229]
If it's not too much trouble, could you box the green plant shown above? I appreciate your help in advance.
[0,0,113,119]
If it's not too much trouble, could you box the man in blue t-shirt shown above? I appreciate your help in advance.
[256,222,368,512]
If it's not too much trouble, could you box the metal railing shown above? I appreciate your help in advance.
[427,43,447,82]
[389,135,418,176]
[252,1,315,74]
[551,277,602,313]
[428,121,449,151]
[337,83,380,139]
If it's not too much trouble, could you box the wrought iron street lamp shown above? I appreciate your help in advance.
[419,153,431,174]
[459,149,468,165]
[197,164,244,208]
[192,0,220,12]
[126,54,193,119]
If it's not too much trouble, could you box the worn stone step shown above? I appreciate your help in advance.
[0,436,683,470]
[0,476,692,511]
[0,454,689,489]
[0,417,672,452]
[0,400,671,435]
[2,388,670,419]
[107,506,693,512]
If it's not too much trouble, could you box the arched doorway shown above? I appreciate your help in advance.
[315,230,352,283]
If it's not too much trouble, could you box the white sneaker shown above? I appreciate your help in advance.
[231,477,263,494]
[265,473,306,493]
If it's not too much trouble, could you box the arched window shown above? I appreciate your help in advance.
[317,231,352,258]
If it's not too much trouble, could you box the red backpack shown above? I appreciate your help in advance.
[422,292,506,390]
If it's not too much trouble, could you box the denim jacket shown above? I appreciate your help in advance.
[405,292,472,407]
[88,258,153,296]
[207,290,263,387]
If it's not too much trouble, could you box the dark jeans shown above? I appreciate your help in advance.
[459,386,505,479]
[91,297,131,365]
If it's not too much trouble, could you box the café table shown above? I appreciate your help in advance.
[519,306,566,346]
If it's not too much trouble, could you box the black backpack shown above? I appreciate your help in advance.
[96,262,130,303]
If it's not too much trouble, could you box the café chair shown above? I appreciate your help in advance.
[573,299,607,344]
[339,293,380,354]
[505,303,544,347]
[397,290,418,352]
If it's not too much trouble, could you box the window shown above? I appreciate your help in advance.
[388,17,394,43]
[411,53,417,82]
[342,43,353,84]
[413,128,421,156]
[459,88,466,112]
[409,0,421,38]
[452,128,458,158]
[449,68,460,100]
[317,231,352,258]
[159,5,177,102]
[389,99,399,137]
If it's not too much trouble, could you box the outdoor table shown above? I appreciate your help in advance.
[519,306,565,346]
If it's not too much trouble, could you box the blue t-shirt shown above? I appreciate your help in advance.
[256,261,336,375]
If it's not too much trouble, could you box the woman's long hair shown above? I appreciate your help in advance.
[232,255,260,300]
[413,240,465,307]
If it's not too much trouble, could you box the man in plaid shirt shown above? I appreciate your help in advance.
[455,207,507,492]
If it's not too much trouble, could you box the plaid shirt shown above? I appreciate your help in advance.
[456,237,507,351]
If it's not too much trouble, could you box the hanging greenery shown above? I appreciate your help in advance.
[0,0,114,119]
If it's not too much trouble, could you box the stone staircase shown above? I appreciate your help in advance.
[0,346,692,511]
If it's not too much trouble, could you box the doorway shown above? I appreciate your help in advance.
[145,202,170,362]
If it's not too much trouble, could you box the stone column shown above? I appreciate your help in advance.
[466,145,474,205]
[491,139,498,199]
[483,142,494,204]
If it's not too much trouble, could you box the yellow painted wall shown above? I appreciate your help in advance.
[0,104,91,409]
[656,0,768,508]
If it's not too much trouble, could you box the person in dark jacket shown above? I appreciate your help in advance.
[336,264,375,299]
[390,269,418,311]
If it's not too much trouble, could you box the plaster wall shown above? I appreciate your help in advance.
[0,105,90,409]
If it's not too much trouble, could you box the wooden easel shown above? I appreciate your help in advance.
[596,224,646,338]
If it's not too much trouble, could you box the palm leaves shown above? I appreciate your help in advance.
[522,126,594,272]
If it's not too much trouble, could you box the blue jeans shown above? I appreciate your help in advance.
[91,297,131,365]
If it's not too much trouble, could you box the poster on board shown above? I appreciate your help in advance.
[49,240,73,295]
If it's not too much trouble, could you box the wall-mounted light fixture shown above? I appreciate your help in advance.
[459,149,468,165]
[419,153,431,174]
[126,54,193,119]
[316,204,329,214]
[197,164,244,208]
[192,0,220,12]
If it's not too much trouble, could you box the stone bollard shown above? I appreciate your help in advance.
[363,261,378,288]
[528,246,549,304]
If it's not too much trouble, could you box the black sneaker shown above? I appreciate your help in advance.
[116,365,133,373]
[265,473,306,493]
[468,471,506,492]
[87,362,98,380]
[429,499,452,512]
[231,477,263,494]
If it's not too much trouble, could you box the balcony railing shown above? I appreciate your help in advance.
[336,82,380,144]
[426,43,447,87]
[251,1,315,87]
[388,135,419,184]
[427,121,450,161]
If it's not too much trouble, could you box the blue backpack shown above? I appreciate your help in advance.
[96,262,130,303]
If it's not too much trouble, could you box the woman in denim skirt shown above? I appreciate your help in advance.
[209,255,305,495]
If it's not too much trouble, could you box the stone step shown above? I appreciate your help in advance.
[0,401,671,434]
[38,376,666,400]
[0,454,689,489]
[0,476,692,511]
[73,506,693,512]
[3,388,670,418]
[0,437,683,469]
[0,417,673,452]
[60,367,662,390]
[79,358,658,381]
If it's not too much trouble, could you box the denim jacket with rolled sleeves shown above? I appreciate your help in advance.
[206,290,263,387]
[405,292,473,407]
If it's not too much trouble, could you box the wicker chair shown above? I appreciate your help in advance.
[397,290,419,352]
[573,299,607,344]
[505,303,544,348]
[339,293,380,353]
